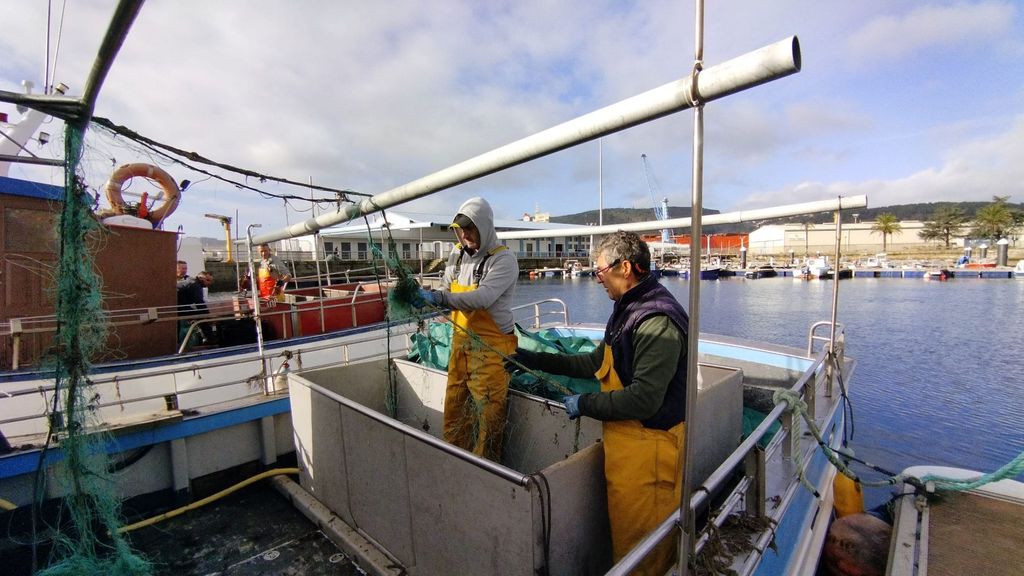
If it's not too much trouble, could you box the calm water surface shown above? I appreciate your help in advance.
[512,276,1024,507]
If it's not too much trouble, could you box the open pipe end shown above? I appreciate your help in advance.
[791,36,802,72]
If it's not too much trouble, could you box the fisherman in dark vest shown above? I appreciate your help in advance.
[508,230,688,576]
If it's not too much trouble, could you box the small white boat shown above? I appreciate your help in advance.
[1015,260,1024,278]
[888,466,1024,576]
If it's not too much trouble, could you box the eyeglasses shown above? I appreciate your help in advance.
[594,259,621,280]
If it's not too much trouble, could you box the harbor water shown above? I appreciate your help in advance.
[512,275,1024,508]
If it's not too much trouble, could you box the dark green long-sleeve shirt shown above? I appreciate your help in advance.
[526,315,685,422]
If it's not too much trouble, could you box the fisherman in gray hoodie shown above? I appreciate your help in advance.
[417,197,518,461]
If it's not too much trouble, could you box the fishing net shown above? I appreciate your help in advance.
[35,125,151,575]
[408,322,601,400]
[371,216,596,460]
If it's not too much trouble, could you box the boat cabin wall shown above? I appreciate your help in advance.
[0,189,178,369]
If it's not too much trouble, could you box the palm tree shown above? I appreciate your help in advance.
[871,213,902,252]
[919,205,966,248]
[971,196,1018,240]
[800,221,814,258]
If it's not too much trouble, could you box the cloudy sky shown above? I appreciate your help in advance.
[2,1,1022,239]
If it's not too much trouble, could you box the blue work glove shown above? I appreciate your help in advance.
[503,348,539,375]
[413,288,439,309]
[563,395,582,420]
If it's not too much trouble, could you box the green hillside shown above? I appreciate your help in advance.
[551,201,1024,233]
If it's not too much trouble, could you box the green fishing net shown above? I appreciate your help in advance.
[408,322,601,400]
[36,125,151,575]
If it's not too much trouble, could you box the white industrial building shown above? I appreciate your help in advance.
[746,220,957,256]
[315,210,594,261]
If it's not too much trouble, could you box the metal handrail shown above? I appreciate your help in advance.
[607,327,843,575]
[1,280,398,369]
[0,316,420,401]
[0,324,418,429]
[807,320,842,356]
[511,298,570,328]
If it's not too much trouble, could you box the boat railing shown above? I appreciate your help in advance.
[608,323,846,575]
[511,298,570,328]
[0,277,407,369]
[285,264,395,285]
[0,320,417,436]
[807,320,843,356]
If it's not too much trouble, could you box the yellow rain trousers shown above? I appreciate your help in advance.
[596,345,686,576]
[442,280,518,461]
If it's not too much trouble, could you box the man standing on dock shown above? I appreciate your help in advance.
[508,230,688,576]
[415,197,519,462]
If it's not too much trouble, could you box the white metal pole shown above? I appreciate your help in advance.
[252,37,801,245]
[246,224,268,394]
[598,138,604,227]
[679,0,706,571]
[495,196,867,240]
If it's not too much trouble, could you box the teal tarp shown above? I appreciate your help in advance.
[407,322,601,400]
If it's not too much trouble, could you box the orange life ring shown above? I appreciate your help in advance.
[104,163,181,225]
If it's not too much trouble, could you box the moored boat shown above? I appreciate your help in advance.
[744,265,778,279]
[887,466,1024,576]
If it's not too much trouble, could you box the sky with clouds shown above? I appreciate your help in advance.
[2,0,1022,239]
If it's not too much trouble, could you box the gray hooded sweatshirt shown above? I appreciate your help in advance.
[436,197,518,333]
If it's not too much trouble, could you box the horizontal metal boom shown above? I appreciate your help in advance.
[252,37,801,245]
[496,195,867,240]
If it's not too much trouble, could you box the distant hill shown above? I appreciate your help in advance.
[552,201,1024,233]
[773,201,1024,225]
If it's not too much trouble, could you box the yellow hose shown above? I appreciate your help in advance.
[0,497,17,511]
[118,467,299,533]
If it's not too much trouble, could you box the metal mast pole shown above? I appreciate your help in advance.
[598,138,604,226]
[678,0,705,572]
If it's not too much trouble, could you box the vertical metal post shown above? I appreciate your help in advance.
[247,225,268,394]
[828,207,843,395]
[598,138,604,226]
[314,232,326,333]
[678,2,704,573]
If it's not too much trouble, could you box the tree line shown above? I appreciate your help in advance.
[871,196,1023,250]
[552,198,1022,250]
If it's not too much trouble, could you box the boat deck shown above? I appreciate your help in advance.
[925,491,1024,575]
[128,477,360,576]
[889,467,1024,576]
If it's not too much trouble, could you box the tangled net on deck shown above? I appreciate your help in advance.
[35,126,151,575]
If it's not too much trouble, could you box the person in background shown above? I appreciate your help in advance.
[507,230,689,576]
[177,271,214,345]
[243,243,292,305]
[176,260,189,281]
[415,197,518,462]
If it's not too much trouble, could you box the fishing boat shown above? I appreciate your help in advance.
[744,265,778,279]
[289,301,854,575]
[0,101,430,506]
[923,268,952,281]
[0,3,895,575]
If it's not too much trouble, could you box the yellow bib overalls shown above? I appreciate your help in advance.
[595,345,686,576]
[442,253,518,461]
